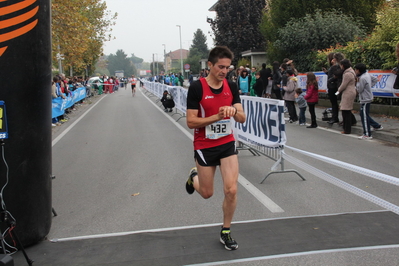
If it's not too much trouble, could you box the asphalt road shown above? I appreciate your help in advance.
[14,86,399,265]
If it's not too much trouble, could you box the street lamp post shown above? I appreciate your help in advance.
[176,25,183,76]
[162,44,167,73]
[155,53,159,76]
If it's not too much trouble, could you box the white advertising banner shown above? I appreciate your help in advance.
[232,96,286,148]
[143,81,287,148]
[297,70,399,98]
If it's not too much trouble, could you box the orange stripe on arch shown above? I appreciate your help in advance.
[0,0,37,16]
[0,6,39,30]
[0,19,38,43]
[0,47,7,56]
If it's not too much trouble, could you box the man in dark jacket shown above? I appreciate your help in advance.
[259,63,269,93]
[160,90,175,112]
[324,52,344,124]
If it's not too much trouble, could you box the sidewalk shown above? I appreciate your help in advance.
[301,105,399,144]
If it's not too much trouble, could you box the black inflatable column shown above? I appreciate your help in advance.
[0,0,52,246]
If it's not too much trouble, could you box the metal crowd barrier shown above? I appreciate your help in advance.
[237,142,306,183]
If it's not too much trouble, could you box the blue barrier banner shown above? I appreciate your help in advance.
[52,87,86,118]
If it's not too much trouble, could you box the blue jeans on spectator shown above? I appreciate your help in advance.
[299,107,306,124]
[360,103,381,137]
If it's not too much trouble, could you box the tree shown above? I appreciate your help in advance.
[265,0,383,36]
[276,10,366,71]
[366,1,399,68]
[261,0,384,68]
[314,0,399,71]
[130,53,144,71]
[210,0,266,65]
[52,0,117,76]
[107,50,136,77]
[185,29,209,74]
[190,29,209,58]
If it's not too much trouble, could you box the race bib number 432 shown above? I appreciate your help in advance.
[205,119,232,139]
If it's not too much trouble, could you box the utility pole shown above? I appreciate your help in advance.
[162,44,167,73]
[176,25,183,75]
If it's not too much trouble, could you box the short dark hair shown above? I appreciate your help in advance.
[286,69,294,76]
[354,63,367,74]
[295,88,303,94]
[208,46,234,65]
[340,59,352,70]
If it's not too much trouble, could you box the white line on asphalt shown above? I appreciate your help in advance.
[312,125,369,139]
[238,174,284,212]
[52,96,107,147]
[140,88,284,213]
[185,244,399,266]
[50,210,387,242]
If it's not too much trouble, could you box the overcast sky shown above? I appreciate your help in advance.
[103,0,217,62]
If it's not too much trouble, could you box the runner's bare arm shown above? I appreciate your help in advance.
[186,105,245,129]
[186,109,222,129]
[232,103,246,123]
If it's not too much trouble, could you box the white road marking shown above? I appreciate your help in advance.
[185,244,399,266]
[50,210,386,242]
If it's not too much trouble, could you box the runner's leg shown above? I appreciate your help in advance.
[193,163,216,199]
[219,155,239,228]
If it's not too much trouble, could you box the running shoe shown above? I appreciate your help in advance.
[220,229,238,250]
[358,135,373,140]
[186,167,197,194]
[372,126,383,131]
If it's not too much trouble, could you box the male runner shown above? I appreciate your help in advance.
[185,46,246,250]
[130,75,137,97]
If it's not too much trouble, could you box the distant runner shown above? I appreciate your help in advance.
[130,75,137,97]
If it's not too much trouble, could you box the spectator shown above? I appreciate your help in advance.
[178,72,184,87]
[283,69,298,123]
[336,59,357,134]
[188,71,194,85]
[52,76,66,126]
[283,58,298,76]
[272,61,282,100]
[160,90,175,112]
[238,69,251,95]
[250,67,257,96]
[354,63,383,140]
[52,76,60,99]
[259,63,269,95]
[227,65,237,82]
[165,74,171,86]
[114,77,119,92]
[324,52,344,124]
[264,67,273,98]
[97,76,104,95]
[280,63,288,98]
[304,72,319,128]
[170,73,176,86]
[295,88,307,125]
[253,71,265,97]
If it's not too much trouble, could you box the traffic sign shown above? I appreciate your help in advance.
[184,64,190,70]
